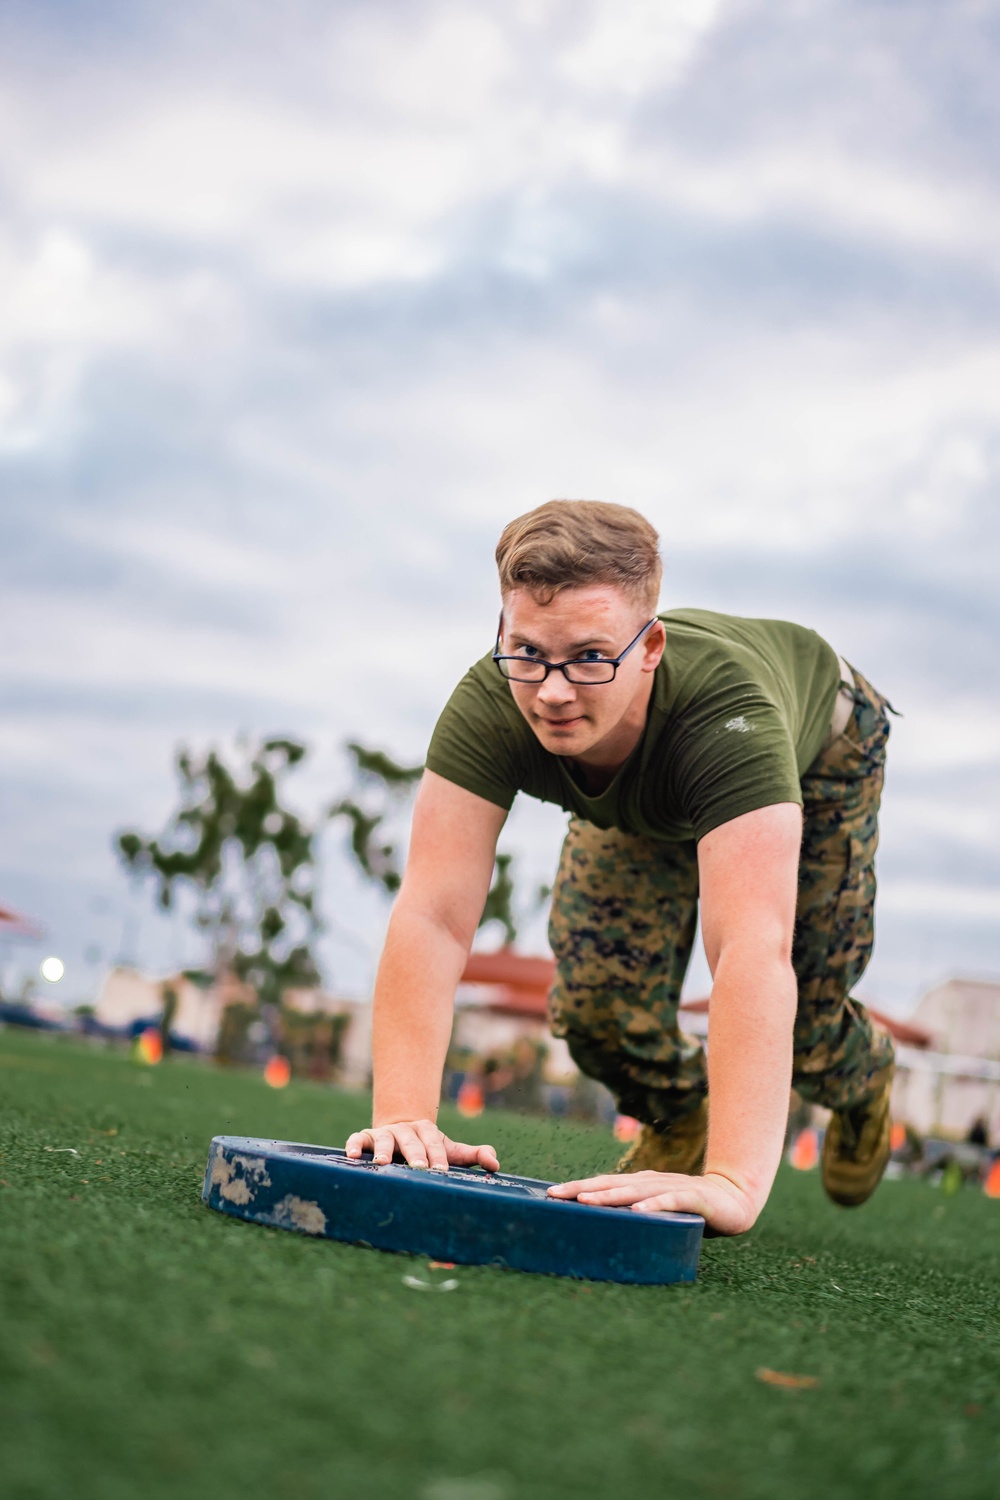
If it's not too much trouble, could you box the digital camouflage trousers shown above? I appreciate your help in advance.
[548,667,896,1125]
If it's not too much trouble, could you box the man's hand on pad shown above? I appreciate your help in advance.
[345,1119,499,1174]
[547,1168,757,1236]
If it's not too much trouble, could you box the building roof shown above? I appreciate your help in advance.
[460,949,552,1018]
[0,903,43,938]
[461,950,558,992]
[459,948,934,1046]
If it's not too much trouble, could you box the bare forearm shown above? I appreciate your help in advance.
[704,949,796,1219]
[371,902,468,1125]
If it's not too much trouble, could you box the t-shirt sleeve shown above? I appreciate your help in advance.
[669,691,805,842]
[425,668,523,811]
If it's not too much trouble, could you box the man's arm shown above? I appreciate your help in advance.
[694,801,801,1227]
[345,769,508,1172]
[548,802,801,1234]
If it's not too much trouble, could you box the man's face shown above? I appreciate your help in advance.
[499,584,665,759]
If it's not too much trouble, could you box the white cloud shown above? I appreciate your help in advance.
[889,701,1000,774]
[0,228,251,448]
[880,882,1000,923]
[1,0,999,1002]
[885,795,1000,853]
[626,144,1000,269]
[559,0,724,97]
[66,515,299,593]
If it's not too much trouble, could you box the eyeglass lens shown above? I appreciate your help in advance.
[496,658,617,683]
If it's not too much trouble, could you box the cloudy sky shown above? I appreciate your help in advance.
[2,0,998,1013]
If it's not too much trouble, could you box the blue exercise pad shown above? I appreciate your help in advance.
[202,1136,704,1284]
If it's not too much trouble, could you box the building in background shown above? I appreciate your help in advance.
[283,987,371,1089]
[910,978,1000,1057]
[96,967,225,1051]
[94,966,371,1085]
[23,939,1000,1141]
[454,951,1000,1142]
[892,979,1000,1138]
[454,949,575,1085]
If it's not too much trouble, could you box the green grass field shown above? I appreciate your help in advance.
[1,1027,998,1500]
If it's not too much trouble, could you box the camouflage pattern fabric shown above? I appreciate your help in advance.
[547,668,896,1129]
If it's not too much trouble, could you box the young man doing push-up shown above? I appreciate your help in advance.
[347,500,896,1234]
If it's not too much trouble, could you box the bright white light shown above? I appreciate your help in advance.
[40,956,65,983]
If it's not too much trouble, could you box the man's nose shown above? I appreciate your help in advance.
[537,671,576,706]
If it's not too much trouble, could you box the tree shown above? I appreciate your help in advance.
[115,737,322,1007]
[116,734,539,1023]
[328,743,423,895]
[329,741,521,945]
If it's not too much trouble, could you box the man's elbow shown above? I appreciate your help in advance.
[389,890,478,957]
[713,931,797,999]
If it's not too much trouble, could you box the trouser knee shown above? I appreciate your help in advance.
[554,1005,708,1129]
[792,998,895,1111]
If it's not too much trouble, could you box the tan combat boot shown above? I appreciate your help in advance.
[616,1098,708,1176]
[821,1064,895,1207]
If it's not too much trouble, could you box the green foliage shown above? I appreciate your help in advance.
[344,741,423,788]
[327,798,403,894]
[480,852,517,946]
[329,740,524,943]
[327,741,424,896]
[116,732,547,1010]
[278,1007,351,1081]
[114,737,322,1006]
[214,1000,261,1067]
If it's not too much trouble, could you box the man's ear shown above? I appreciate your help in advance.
[643,621,666,670]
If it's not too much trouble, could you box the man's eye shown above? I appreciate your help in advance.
[517,646,539,658]
[578,650,604,662]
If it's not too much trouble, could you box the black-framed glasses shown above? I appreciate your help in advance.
[492,616,658,684]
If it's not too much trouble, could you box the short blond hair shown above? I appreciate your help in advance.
[496,500,662,611]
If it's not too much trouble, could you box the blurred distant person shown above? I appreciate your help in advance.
[347,501,897,1234]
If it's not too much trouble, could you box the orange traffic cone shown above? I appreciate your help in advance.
[136,1027,163,1065]
[890,1122,906,1153]
[789,1127,819,1170]
[264,1055,291,1088]
[456,1079,485,1118]
[983,1159,1000,1199]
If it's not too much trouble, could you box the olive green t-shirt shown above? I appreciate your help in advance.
[425,608,842,843]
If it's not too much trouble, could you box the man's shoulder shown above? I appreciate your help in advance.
[659,605,824,641]
[451,651,526,723]
[659,608,832,685]
[432,650,537,757]
[425,651,539,812]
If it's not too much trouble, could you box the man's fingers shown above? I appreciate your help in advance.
[549,1170,706,1210]
[415,1123,450,1172]
[366,1126,404,1165]
[631,1177,754,1235]
[345,1130,373,1158]
[633,1192,684,1213]
[345,1124,499,1175]
[442,1139,500,1172]
[577,1184,652,1207]
[632,1187,714,1217]
[548,1173,622,1199]
[549,1166,750,1233]
[388,1125,430,1168]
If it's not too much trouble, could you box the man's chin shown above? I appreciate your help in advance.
[533,717,592,748]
